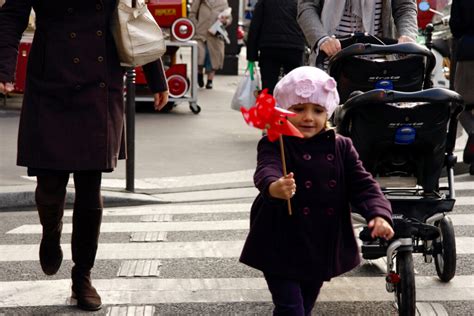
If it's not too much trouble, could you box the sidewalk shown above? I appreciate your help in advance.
[0,169,257,210]
[0,51,255,210]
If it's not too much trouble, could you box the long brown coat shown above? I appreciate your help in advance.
[0,0,167,171]
[188,0,232,69]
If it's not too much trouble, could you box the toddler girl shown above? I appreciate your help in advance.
[240,66,394,316]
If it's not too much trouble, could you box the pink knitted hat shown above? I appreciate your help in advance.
[273,66,340,117]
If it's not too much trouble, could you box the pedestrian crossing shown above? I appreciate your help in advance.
[0,175,473,315]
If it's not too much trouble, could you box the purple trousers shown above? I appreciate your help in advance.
[264,274,324,316]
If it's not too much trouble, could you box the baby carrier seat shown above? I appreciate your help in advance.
[337,88,463,193]
[328,42,436,103]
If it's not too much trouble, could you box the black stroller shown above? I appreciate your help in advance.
[327,37,464,316]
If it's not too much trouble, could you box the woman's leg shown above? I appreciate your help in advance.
[198,65,205,88]
[259,49,283,94]
[206,69,216,89]
[35,174,69,275]
[70,171,103,311]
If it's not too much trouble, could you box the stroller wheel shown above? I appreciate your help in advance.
[395,251,416,316]
[434,216,456,282]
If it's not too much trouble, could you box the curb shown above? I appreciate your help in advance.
[0,185,167,211]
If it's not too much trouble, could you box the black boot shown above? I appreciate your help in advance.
[198,73,204,88]
[35,178,67,276]
[206,80,213,89]
[71,208,103,311]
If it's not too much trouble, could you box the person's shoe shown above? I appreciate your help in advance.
[71,268,102,311]
[463,134,474,164]
[206,80,213,89]
[198,73,204,88]
[39,230,63,275]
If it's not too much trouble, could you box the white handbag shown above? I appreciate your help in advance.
[111,0,166,67]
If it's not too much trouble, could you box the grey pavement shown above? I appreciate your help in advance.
[0,51,262,210]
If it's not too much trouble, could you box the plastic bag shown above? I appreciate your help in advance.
[231,68,261,111]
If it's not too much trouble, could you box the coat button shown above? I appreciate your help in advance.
[99,82,106,88]
[97,56,104,62]
[69,32,77,39]
[327,154,335,161]
[326,207,335,215]
[328,179,337,188]
[304,180,312,189]
[303,153,311,161]
[67,7,74,14]
[73,57,80,64]
[96,30,103,37]
[302,207,310,215]
[96,3,102,10]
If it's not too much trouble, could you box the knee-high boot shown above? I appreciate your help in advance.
[35,180,67,276]
[71,208,103,311]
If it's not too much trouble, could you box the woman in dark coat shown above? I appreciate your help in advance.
[246,0,306,94]
[240,67,393,315]
[450,0,474,175]
[0,0,169,311]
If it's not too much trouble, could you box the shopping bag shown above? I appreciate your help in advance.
[231,68,261,111]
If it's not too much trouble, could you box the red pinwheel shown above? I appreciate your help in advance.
[240,89,303,141]
[241,89,303,215]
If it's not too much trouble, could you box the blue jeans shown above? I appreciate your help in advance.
[264,274,324,316]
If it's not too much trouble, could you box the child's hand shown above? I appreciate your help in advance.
[268,172,296,200]
[368,217,394,240]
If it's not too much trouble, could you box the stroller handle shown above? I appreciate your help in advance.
[344,88,463,107]
[339,88,465,155]
[328,42,436,89]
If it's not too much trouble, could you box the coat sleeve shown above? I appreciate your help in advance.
[142,58,168,93]
[0,0,32,82]
[342,137,393,226]
[253,137,284,199]
[392,0,418,40]
[188,0,201,26]
[297,0,325,51]
[246,0,264,62]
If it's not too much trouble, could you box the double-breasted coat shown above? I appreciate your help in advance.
[188,0,232,70]
[0,0,167,171]
[240,130,393,281]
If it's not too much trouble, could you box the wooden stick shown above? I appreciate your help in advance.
[279,135,292,216]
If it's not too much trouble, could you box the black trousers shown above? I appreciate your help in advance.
[264,274,324,316]
[258,48,304,94]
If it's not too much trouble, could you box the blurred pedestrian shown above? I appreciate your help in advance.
[240,66,394,315]
[189,0,232,89]
[246,0,306,94]
[450,0,474,175]
[0,1,169,311]
[297,0,418,66]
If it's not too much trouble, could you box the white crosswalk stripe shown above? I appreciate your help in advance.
[0,173,473,314]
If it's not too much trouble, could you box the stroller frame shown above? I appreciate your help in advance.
[328,36,464,315]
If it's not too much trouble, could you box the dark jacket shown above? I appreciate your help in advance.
[0,0,167,171]
[240,130,393,281]
[449,0,474,39]
[246,0,306,62]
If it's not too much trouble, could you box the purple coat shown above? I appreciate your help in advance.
[239,129,393,281]
[0,0,167,171]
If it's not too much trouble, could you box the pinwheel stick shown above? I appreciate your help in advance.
[279,135,293,216]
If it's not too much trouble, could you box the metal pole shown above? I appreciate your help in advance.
[125,67,136,192]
